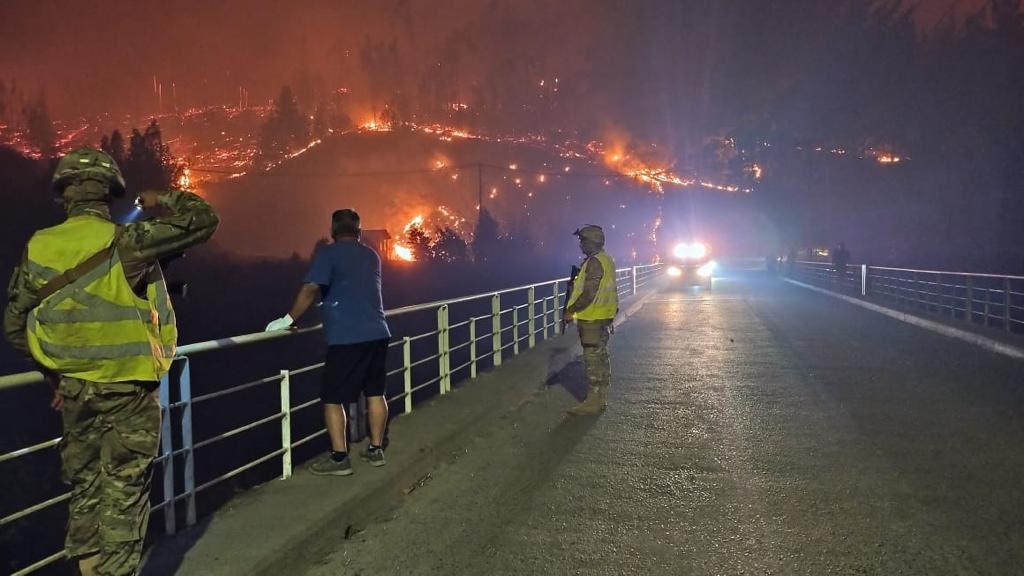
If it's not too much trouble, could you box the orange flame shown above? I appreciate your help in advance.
[394,244,415,261]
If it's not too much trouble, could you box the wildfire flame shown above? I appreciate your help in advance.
[394,244,415,262]
[601,146,749,193]
[392,214,425,262]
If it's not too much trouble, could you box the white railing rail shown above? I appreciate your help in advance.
[790,261,1024,334]
[0,263,662,576]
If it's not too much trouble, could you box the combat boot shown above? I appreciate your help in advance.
[568,386,606,416]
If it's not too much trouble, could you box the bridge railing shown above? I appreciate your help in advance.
[791,261,1024,335]
[0,263,662,576]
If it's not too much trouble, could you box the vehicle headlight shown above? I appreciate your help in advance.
[697,261,716,278]
[688,242,708,259]
[672,242,709,259]
[667,265,682,277]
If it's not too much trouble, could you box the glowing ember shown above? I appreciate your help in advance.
[360,120,391,132]
[177,166,192,190]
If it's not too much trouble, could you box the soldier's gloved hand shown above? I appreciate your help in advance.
[40,368,63,411]
[138,190,164,209]
[265,314,295,332]
[50,388,64,411]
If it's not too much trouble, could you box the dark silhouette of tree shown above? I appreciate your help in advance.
[22,91,55,158]
[257,86,308,166]
[100,129,126,166]
[0,79,7,124]
[103,120,179,195]
[471,209,501,264]
[359,37,402,115]
[405,222,433,262]
[379,103,398,130]
[432,227,468,263]
[0,78,23,127]
[312,102,330,139]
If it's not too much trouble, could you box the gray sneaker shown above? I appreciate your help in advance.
[309,454,353,476]
[360,447,386,467]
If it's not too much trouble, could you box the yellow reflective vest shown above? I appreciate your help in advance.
[25,216,177,383]
[567,250,619,321]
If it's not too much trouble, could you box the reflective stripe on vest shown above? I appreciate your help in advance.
[567,251,618,321]
[25,216,177,383]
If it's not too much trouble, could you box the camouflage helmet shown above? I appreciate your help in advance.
[52,147,126,198]
[573,224,605,245]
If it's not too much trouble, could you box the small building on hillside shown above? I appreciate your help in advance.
[362,229,393,260]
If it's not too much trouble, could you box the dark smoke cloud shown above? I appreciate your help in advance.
[2,1,980,122]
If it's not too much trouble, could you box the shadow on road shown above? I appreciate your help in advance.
[140,517,212,576]
[545,357,588,401]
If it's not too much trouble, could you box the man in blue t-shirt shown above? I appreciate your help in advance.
[265,209,391,476]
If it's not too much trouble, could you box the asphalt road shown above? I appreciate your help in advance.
[304,276,1024,575]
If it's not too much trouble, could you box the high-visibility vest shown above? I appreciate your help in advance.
[567,250,618,321]
[25,216,177,383]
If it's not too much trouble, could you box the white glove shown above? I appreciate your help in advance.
[265,314,294,332]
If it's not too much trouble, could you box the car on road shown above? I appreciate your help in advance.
[664,241,716,289]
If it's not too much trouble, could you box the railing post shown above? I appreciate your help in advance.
[632,266,638,295]
[861,265,867,297]
[492,294,502,367]
[159,370,176,535]
[985,285,992,327]
[552,282,561,336]
[444,307,451,391]
[541,291,549,341]
[279,369,292,480]
[403,336,412,414]
[469,318,478,379]
[528,287,536,349]
[348,398,363,444]
[966,276,974,323]
[937,273,944,314]
[437,305,449,395]
[513,306,520,356]
[1004,277,1012,333]
[917,270,925,309]
[179,359,195,527]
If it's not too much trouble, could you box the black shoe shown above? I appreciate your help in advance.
[310,454,354,476]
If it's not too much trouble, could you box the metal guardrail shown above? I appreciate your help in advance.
[791,261,1024,334]
[0,263,662,576]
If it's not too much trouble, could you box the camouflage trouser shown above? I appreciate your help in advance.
[59,377,161,576]
[577,319,612,389]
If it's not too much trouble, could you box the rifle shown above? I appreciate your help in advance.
[561,264,581,331]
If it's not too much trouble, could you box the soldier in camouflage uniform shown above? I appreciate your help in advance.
[563,225,618,416]
[4,148,218,576]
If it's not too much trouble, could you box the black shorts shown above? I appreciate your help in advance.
[322,338,390,405]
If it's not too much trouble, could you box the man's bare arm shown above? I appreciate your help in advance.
[288,283,321,322]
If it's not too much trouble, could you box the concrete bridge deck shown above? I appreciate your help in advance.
[144,276,1024,575]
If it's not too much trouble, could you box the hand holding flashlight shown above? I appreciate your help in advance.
[137,190,162,210]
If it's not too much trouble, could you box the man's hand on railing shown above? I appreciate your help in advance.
[265,314,296,332]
